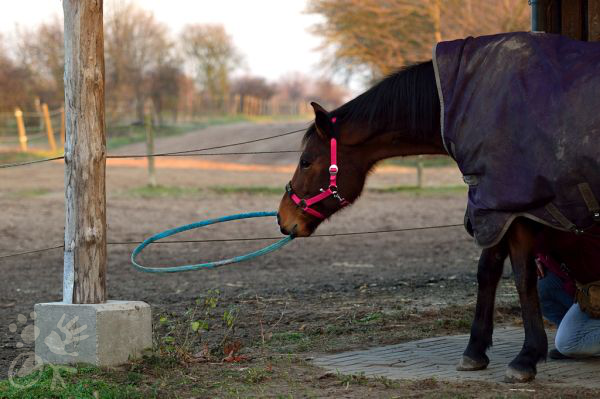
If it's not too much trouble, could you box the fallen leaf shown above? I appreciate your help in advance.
[222,353,249,363]
[223,340,242,356]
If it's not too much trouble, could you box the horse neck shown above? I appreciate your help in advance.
[335,61,446,166]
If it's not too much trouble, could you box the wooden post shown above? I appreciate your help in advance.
[60,106,66,146]
[63,0,107,304]
[14,108,28,152]
[243,96,249,115]
[589,0,600,41]
[145,114,157,187]
[41,103,57,152]
[416,156,424,188]
[233,94,241,114]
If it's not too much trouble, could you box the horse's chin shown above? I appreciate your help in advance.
[291,223,317,237]
[278,214,321,237]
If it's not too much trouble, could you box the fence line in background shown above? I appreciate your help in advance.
[0,128,306,169]
[1,97,310,154]
[1,105,65,153]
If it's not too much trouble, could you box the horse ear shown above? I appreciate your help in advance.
[311,102,333,141]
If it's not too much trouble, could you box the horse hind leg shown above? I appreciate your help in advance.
[457,241,508,371]
[505,221,548,383]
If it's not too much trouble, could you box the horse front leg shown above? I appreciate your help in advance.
[457,241,507,371]
[505,221,547,382]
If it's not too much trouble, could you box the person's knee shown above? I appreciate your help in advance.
[555,333,577,356]
[555,328,595,358]
[554,337,589,357]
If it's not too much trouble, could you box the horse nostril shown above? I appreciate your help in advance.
[276,213,281,225]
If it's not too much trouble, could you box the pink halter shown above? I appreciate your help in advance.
[286,118,349,219]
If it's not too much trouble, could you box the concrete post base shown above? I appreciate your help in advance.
[34,301,152,367]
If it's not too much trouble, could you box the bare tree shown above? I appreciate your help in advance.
[231,76,276,99]
[149,61,184,124]
[0,34,35,112]
[15,18,65,107]
[104,1,171,122]
[277,72,310,102]
[308,78,349,108]
[180,24,242,111]
[308,0,529,81]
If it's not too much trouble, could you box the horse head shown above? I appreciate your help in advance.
[277,102,374,237]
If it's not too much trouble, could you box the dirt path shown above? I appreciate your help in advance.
[4,122,582,397]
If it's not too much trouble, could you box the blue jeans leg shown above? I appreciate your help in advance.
[537,270,573,326]
[555,303,600,357]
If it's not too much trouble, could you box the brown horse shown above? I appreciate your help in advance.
[277,61,600,382]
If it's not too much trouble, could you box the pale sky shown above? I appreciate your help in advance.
[0,0,324,82]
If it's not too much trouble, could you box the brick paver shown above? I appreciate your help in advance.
[313,327,600,387]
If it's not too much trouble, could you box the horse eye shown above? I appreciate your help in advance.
[300,159,311,169]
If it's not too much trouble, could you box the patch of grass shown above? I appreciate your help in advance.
[357,312,384,324]
[209,186,283,196]
[374,375,401,389]
[0,299,593,398]
[368,185,467,196]
[268,332,312,353]
[337,371,369,387]
[8,188,52,198]
[243,367,272,384]
[126,185,202,198]
[270,331,307,344]
[384,155,455,168]
[0,365,144,399]
[106,115,255,150]
[434,317,472,330]
[123,184,284,199]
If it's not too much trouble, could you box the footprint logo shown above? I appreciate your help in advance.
[44,314,89,357]
[8,312,43,388]
[8,312,40,350]
[7,312,78,390]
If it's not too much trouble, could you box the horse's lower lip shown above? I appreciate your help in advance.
[280,226,289,235]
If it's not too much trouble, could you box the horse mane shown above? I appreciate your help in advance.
[304,61,439,144]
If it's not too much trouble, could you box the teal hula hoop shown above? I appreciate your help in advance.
[131,211,293,273]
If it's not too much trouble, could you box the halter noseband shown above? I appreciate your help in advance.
[286,118,349,219]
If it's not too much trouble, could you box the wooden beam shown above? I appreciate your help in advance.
[562,0,584,40]
[589,0,600,41]
[63,0,107,304]
[41,103,57,152]
[14,108,28,152]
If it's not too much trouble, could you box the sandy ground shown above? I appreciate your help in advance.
[0,121,513,389]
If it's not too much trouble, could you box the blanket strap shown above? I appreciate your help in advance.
[545,203,581,233]
[578,183,600,222]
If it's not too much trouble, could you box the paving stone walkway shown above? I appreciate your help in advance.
[313,327,600,388]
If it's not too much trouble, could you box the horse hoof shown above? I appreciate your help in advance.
[504,366,536,383]
[456,355,488,371]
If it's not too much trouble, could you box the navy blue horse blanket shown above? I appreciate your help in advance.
[433,32,600,247]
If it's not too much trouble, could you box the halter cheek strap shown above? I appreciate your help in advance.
[286,123,350,219]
